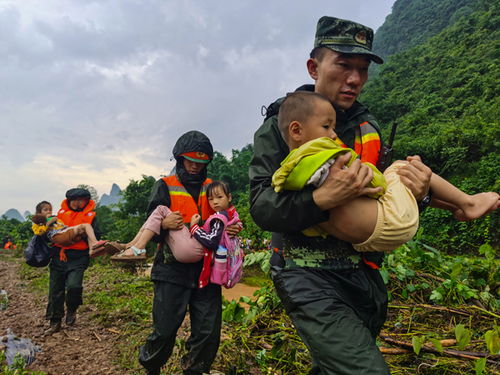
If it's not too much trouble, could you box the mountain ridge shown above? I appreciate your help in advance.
[2,184,123,220]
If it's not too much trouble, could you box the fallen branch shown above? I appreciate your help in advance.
[380,335,499,365]
[388,303,471,316]
[415,272,445,283]
[62,330,79,341]
[93,331,101,342]
[469,304,500,319]
[380,338,456,355]
[380,347,410,354]
[416,304,471,316]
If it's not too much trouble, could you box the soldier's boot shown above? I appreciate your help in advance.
[65,309,77,326]
[44,319,61,336]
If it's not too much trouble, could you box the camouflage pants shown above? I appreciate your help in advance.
[272,264,390,375]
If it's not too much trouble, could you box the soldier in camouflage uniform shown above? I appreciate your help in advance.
[249,16,432,374]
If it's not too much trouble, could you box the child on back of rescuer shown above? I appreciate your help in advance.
[31,201,108,257]
[273,91,500,252]
[111,180,242,270]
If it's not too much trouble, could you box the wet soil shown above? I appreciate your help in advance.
[0,256,122,375]
[222,283,259,303]
[0,255,259,375]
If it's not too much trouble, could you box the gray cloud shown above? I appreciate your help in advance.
[0,0,395,214]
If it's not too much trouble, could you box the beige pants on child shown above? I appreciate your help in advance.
[354,161,419,252]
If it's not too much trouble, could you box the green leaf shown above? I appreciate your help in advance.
[478,244,495,260]
[239,296,251,304]
[412,335,425,355]
[429,338,443,353]
[475,357,486,375]
[379,268,389,284]
[450,262,463,279]
[484,326,500,354]
[429,289,443,302]
[401,288,408,299]
[455,324,472,350]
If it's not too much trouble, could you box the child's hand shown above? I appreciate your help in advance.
[190,214,201,227]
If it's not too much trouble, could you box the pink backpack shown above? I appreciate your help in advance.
[204,211,244,289]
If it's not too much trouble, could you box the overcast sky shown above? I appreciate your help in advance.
[0,0,396,216]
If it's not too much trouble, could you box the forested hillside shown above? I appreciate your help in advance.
[362,0,499,251]
[373,0,479,59]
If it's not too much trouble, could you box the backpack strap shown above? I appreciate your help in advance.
[263,97,286,121]
[202,212,229,231]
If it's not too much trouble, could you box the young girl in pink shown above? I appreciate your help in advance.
[189,181,243,288]
[111,181,242,270]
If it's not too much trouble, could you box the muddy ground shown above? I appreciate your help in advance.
[0,255,258,375]
[0,257,124,374]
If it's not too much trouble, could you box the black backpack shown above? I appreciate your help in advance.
[24,235,56,267]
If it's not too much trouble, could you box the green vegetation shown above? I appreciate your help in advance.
[0,218,32,251]
[373,0,479,59]
[6,239,497,374]
[363,1,499,252]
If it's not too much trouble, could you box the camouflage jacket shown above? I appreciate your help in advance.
[249,84,383,269]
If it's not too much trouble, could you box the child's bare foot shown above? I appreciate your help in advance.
[454,192,499,221]
[89,240,109,257]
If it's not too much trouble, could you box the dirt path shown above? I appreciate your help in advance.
[0,256,261,374]
[0,256,121,375]
[222,283,259,302]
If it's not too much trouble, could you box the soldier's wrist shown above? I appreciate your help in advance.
[418,189,433,212]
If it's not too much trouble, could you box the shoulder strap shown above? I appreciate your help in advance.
[227,212,240,226]
[203,212,229,230]
[263,97,286,121]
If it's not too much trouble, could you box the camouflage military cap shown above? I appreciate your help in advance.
[314,16,383,64]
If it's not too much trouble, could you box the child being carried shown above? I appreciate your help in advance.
[31,201,108,257]
[273,91,499,252]
[111,180,244,283]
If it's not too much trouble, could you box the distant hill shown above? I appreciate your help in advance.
[373,0,477,60]
[99,183,123,210]
[2,209,25,222]
[1,184,123,222]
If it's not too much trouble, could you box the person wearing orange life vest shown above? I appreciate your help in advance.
[139,131,241,375]
[44,188,101,335]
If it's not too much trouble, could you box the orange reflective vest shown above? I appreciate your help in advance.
[353,121,381,165]
[161,175,214,223]
[337,121,381,166]
[56,199,96,261]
